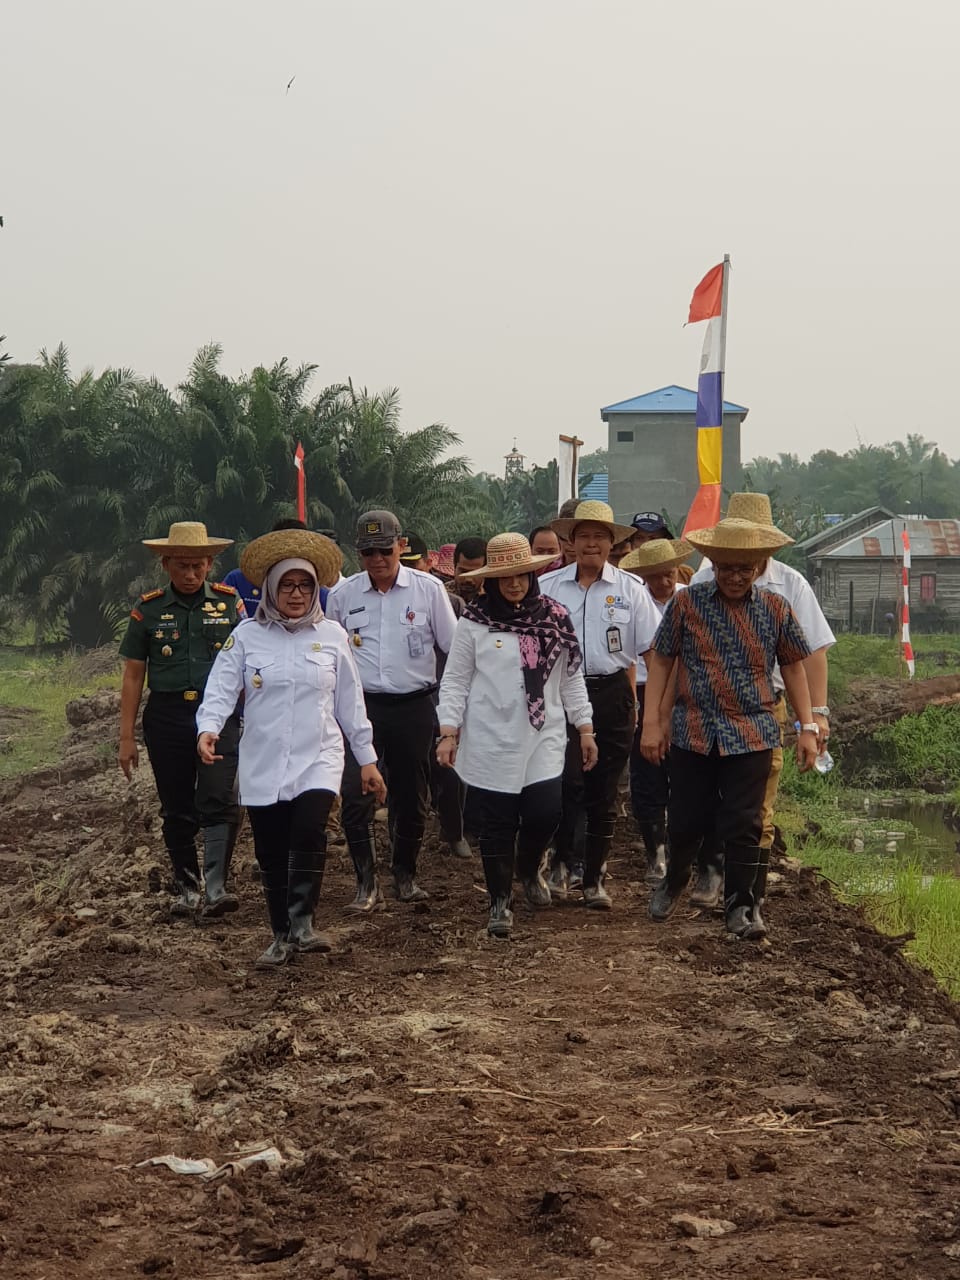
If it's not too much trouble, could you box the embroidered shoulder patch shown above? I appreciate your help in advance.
[212,582,237,595]
[140,588,164,602]
[130,608,143,621]
[221,634,235,651]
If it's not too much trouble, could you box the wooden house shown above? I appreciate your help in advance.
[797,509,960,632]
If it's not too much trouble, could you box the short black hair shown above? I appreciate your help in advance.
[454,537,487,564]
[529,525,559,544]
[272,518,308,532]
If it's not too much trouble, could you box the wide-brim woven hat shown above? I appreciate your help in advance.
[435,544,456,578]
[142,521,233,557]
[240,530,343,588]
[551,500,636,544]
[685,518,794,564]
[619,538,692,575]
[725,492,774,525]
[458,532,557,580]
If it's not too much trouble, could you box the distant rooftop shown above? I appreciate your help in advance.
[811,517,960,560]
[601,384,749,417]
[578,473,609,503]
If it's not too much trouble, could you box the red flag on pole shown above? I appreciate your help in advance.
[294,441,306,523]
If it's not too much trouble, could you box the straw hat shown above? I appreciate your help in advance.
[458,532,557,580]
[435,544,456,579]
[685,518,794,564]
[142,521,233,557]
[619,538,692,575]
[551,500,635,544]
[725,492,774,525]
[240,529,343,588]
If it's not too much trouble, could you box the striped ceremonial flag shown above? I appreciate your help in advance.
[294,441,306,523]
[683,257,730,534]
[901,527,915,678]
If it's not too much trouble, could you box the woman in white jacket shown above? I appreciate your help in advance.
[436,533,597,938]
[197,529,385,968]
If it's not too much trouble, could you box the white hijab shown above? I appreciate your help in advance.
[254,558,323,632]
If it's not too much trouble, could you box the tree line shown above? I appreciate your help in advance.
[0,343,559,647]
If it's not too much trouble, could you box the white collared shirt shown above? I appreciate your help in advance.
[539,561,660,676]
[197,618,377,806]
[437,619,593,793]
[325,565,458,694]
[637,582,686,684]
[690,557,836,690]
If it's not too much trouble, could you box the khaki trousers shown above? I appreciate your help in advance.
[760,696,789,850]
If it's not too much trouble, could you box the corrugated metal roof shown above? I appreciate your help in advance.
[578,473,609,502]
[816,517,960,559]
[795,507,895,554]
[600,384,749,417]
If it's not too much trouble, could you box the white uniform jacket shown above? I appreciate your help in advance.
[437,618,594,794]
[197,618,377,806]
[539,562,661,676]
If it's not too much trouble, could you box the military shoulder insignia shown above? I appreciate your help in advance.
[130,608,144,621]
[222,634,235,651]
[212,582,237,595]
[140,588,164,602]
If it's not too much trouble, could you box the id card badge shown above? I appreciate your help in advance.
[606,625,622,654]
[407,630,425,659]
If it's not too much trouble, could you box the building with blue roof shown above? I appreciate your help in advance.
[600,384,749,528]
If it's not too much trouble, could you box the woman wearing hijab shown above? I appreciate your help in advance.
[197,529,386,968]
[436,533,597,938]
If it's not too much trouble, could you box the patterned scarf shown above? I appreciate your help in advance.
[464,576,583,730]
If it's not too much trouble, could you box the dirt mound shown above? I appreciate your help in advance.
[834,673,960,744]
[2,694,960,1277]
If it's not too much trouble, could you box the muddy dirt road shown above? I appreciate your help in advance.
[2,694,960,1278]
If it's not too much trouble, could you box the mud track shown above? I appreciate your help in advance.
[2,694,960,1278]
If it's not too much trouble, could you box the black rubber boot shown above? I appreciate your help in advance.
[255,862,293,968]
[168,845,202,917]
[649,839,696,922]
[344,827,383,913]
[482,846,515,938]
[392,832,428,903]
[546,849,569,899]
[201,823,240,918]
[582,824,614,910]
[751,847,771,936]
[689,841,724,910]
[638,820,668,883]
[516,839,552,908]
[287,843,333,952]
[724,845,765,940]
[446,839,473,859]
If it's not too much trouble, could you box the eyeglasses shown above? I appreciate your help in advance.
[715,564,758,578]
[277,580,314,595]
[360,546,395,558]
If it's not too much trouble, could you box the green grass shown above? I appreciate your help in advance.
[869,704,960,790]
[0,650,118,778]
[828,631,960,703]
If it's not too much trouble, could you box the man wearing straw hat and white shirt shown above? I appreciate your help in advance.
[642,517,819,939]
[687,492,835,906]
[541,500,661,909]
[619,537,691,882]
[118,521,246,919]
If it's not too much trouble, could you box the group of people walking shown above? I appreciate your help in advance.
[118,489,833,964]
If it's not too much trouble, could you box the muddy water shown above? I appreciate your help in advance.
[858,796,960,875]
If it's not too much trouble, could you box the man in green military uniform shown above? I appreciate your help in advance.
[118,522,246,918]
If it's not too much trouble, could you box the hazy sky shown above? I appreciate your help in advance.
[3,1,959,476]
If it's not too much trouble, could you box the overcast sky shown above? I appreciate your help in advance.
[3,0,959,476]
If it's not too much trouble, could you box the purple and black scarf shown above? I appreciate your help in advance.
[464,576,582,730]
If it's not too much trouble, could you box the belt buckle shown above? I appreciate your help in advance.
[183,690,199,702]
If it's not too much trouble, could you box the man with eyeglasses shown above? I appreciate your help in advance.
[326,510,458,907]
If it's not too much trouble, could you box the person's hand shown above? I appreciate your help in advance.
[118,736,139,779]
[436,727,459,769]
[197,732,222,766]
[579,731,599,771]
[813,713,830,744]
[360,763,387,804]
[796,729,819,772]
[640,720,668,765]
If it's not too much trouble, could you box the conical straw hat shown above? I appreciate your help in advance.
[551,500,636,544]
[241,530,343,588]
[619,538,692,575]
[726,492,774,525]
[458,532,557,579]
[142,521,233,556]
[685,518,793,564]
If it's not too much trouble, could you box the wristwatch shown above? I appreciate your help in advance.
[811,705,831,718]
[800,722,819,734]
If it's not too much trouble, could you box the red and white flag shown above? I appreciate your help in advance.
[294,441,306,523]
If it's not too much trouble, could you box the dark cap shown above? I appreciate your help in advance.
[399,534,429,563]
[356,509,402,549]
[631,511,673,536]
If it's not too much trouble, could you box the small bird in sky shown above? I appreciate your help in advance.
[286,76,296,94]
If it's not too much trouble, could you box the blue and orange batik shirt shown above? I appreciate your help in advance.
[653,581,810,756]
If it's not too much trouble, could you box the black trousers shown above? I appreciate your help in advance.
[666,745,771,889]
[471,778,563,865]
[341,689,435,871]
[629,685,669,824]
[247,789,335,870]
[142,694,240,853]
[556,669,635,884]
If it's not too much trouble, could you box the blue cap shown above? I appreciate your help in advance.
[631,511,672,536]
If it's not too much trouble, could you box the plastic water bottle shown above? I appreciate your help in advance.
[795,722,834,775]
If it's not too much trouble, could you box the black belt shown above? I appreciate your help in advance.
[584,670,630,685]
[148,689,202,702]
[365,684,437,705]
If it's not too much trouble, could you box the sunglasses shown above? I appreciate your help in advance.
[359,545,396,558]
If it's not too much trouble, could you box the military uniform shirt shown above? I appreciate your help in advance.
[539,562,660,676]
[119,582,246,693]
[325,566,457,694]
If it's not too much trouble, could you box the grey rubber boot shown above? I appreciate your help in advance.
[168,845,202,918]
[392,832,428,903]
[516,839,552,908]
[344,827,383,913]
[481,847,515,938]
[287,843,333,953]
[201,823,240,918]
[724,845,765,940]
[255,863,293,968]
[689,841,724,909]
[582,825,614,910]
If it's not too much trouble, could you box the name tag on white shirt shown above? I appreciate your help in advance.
[347,608,369,629]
